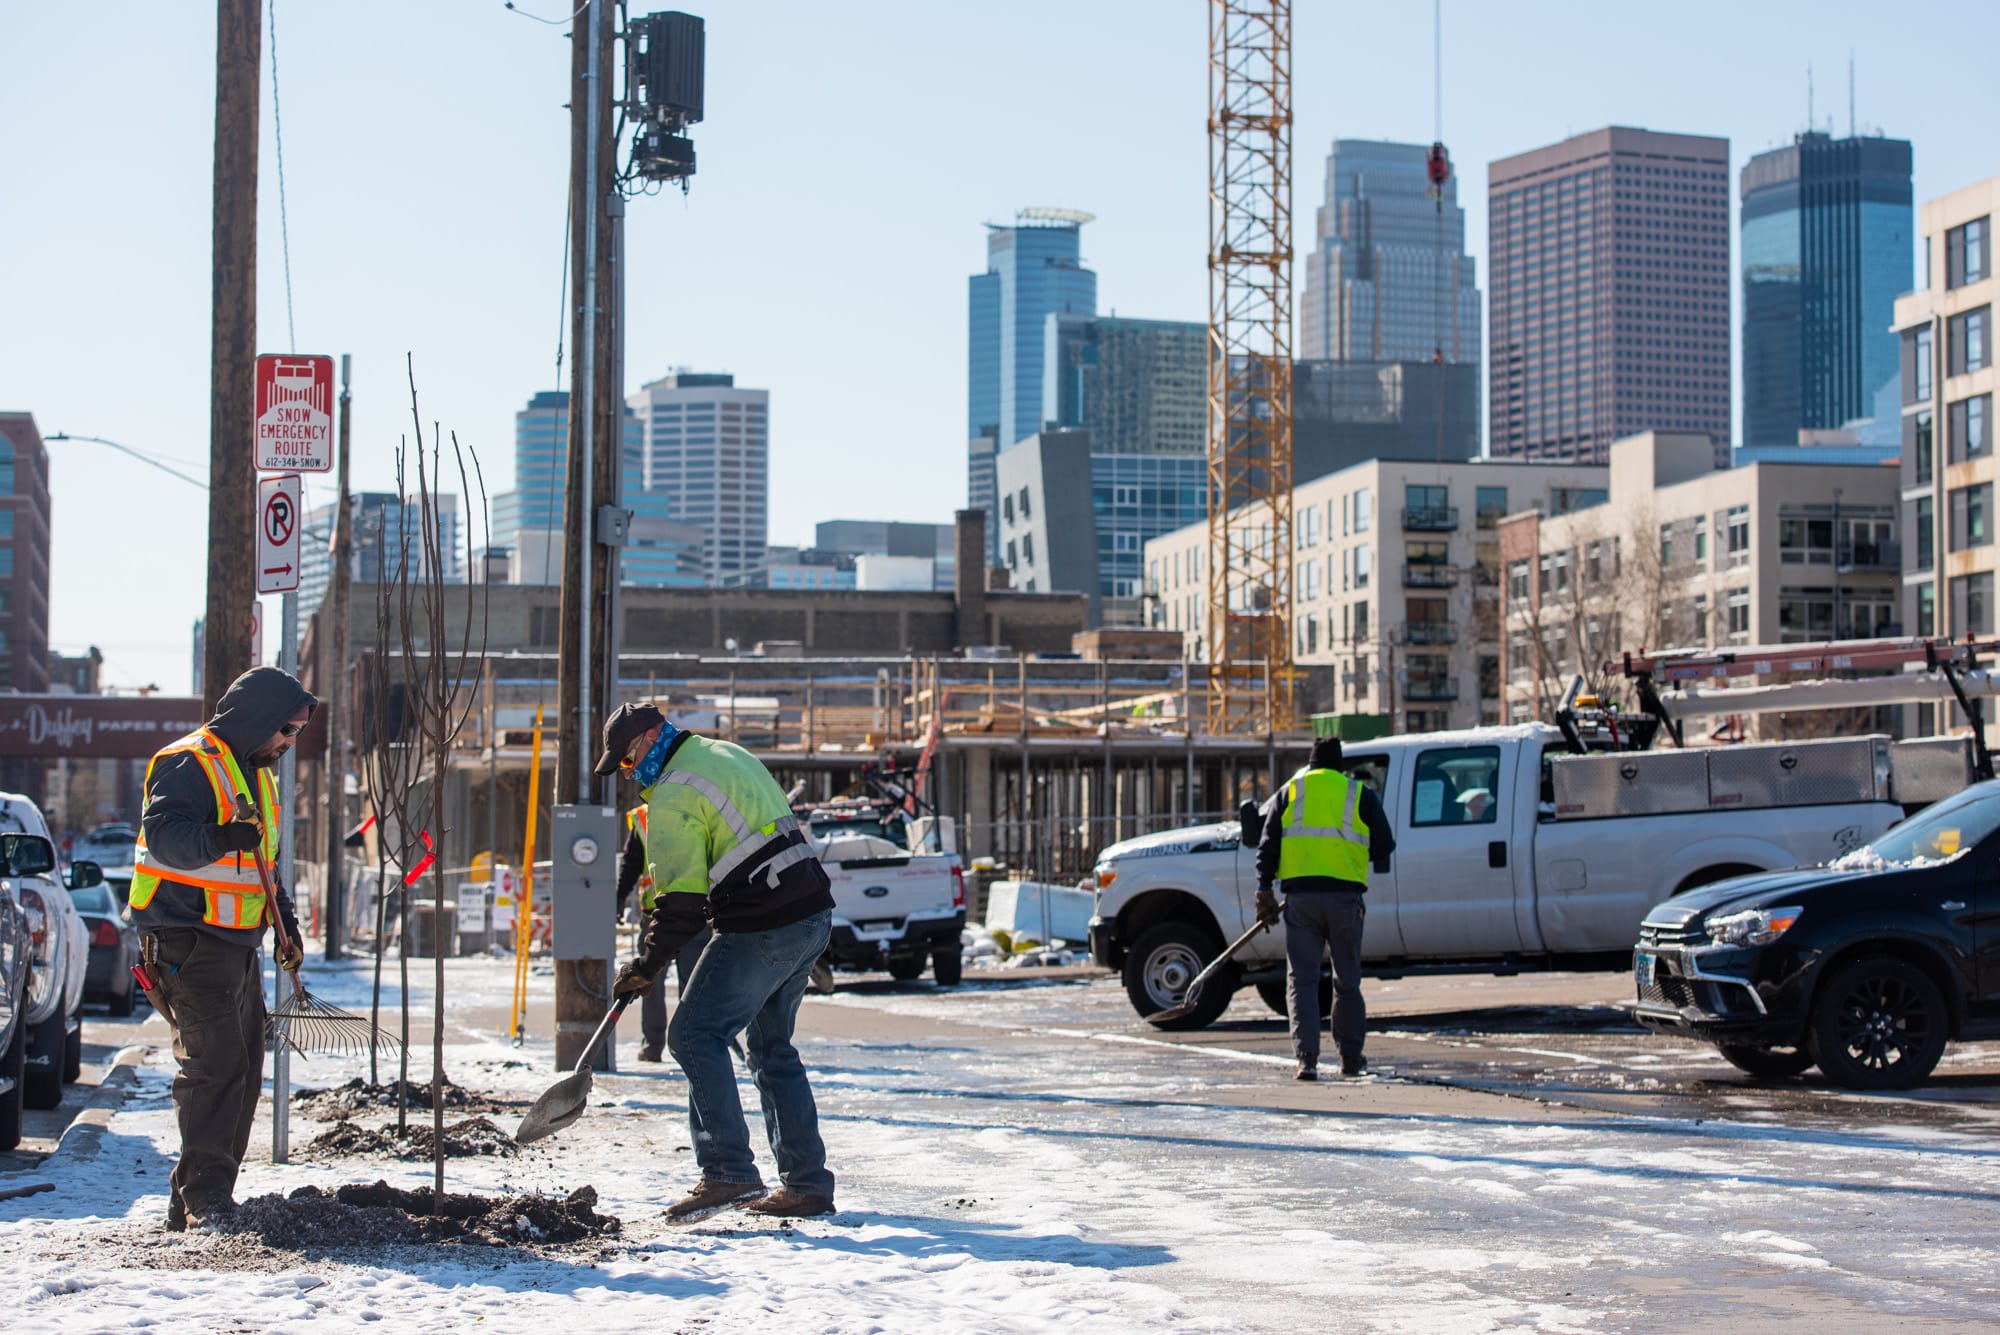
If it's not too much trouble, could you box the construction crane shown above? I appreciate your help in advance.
[1205,0,1298,735]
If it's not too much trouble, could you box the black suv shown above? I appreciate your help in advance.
[1632,780,2000,1090]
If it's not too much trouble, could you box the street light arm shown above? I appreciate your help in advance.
[46,433,210,490]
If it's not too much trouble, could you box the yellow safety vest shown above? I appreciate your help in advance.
[1274,768,1371,885]
[626,804,657,908]
[130,728,280,930]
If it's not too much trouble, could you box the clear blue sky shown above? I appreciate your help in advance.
[3,1,1995,695]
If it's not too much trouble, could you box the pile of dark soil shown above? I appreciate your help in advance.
[303,1116,519,1161]
[211,1181,620,1249]
[292,1077,523,1118]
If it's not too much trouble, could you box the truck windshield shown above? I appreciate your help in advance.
[1837,785,2000,869]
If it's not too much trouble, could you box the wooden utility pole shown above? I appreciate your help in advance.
[323,356,353,958]
[202,0,260,711]
[553,0,619,1069]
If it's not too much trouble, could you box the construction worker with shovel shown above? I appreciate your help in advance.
[129,667,316,1229]
[1254,734,1394,1082]
[598,702,839,1220]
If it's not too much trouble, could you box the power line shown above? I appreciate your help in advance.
[269,0,297,353]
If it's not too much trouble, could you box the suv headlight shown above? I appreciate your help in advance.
[1705,905,1803,947]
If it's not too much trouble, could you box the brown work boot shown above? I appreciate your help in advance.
[666,1178,766,1221]
[741,1185,835,1218]
[181,1197,236,1230]
[164,1194,187,1232]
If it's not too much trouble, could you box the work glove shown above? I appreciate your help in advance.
[275,938,303,973]
[1254,887,1282,927]
[613,958,661,1001]
[222,820,263,853]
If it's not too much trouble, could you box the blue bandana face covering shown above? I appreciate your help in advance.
[633,721,681,790]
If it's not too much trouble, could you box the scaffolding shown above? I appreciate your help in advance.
[1206,0,1298,734]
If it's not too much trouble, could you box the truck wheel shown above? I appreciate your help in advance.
[1255,977,1333,1018]
[1125,921,1234,1030]
[1807,956,1948,1090]
[886,956,926,982]
[0,1001,25,1152]
[932,947,963,987]
[63,1018,82,1083]
[1716,1043,1814,1078]
[24,1010,65,1110]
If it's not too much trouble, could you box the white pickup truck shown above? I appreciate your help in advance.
[815,831,967,986]
[1087,724,1911,1027]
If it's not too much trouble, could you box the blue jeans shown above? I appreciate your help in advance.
[667,908,834,1196]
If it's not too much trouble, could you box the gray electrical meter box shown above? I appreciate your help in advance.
[550,804,620,960]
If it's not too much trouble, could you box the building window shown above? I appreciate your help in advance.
[1354,546,1370,589]
[1914,326,1934,402]
[0,437,13,495]
[1507,559,1530,603]
[1948,307,1990,376]
[1354,488,1371,533]
[1948,217,1990,289]
[1725,587,1751,641]
[1475,486,1508,527]
[1949,395,1991,462]
[1659,524,1674,568]
[1022,532,1036,564]
[1018,487,1032,518]
[1917,580,1935,636]
[1725,506,1750,567]
[1950,483,1993,550]
[1006,539,1017,567]
[1693,515,1708,562]
[1111,532,1137,554]
[1913,409,1936,485]
[1953,571,1995,636]
[1916,495,1935,571]
[1354,600,1369,642]
[1002,494,1014,524]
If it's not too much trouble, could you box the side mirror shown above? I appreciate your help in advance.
[68,860,104,890]
[0,832,57,877]
[1238,798,1265,847]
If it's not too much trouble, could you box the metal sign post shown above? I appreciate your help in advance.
[273,586,297,1163]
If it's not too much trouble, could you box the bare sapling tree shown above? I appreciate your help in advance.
[1514,502,1681,721]
[391,355,489,1199]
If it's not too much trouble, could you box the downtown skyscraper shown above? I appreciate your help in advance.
[1300,139,1480,369]
[1742,132,1913,446]
[1488,127,1731,465]
[967,209,1097,560]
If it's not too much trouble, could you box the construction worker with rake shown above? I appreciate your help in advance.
[600,702,839,1220]
[130,666,317,1229]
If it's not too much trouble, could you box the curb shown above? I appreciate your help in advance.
[44,1044,154,1167]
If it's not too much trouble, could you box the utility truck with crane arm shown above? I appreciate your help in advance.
[1092,635,1999,1027]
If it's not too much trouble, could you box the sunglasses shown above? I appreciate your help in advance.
[278,723,304,738]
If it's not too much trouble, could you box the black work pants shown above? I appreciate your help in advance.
[147,928,266,1214]
[641,925,712,1049]
[1281,888,1367,1063]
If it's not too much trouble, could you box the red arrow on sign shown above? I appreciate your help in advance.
[263,564,293,576]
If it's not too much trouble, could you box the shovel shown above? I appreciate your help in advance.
[514,997,629,1145]
[1143,918,1274,1025]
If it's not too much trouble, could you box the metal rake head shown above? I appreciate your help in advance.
[268,988,403,1060]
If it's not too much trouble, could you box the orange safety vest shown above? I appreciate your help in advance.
[129,727,280,930]
[626,805,656,907]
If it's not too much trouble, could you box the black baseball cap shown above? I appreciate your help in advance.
[593,702,667,775]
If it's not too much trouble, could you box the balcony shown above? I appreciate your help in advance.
[1404,675,1459,701]
[1403,562,1456,588]
[1402,505,1460,532]
[1403,621,1457,645]
[1837,541,1903,572]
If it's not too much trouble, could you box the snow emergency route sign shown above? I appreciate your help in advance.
[257,473,302,593]
[254,353,335,472]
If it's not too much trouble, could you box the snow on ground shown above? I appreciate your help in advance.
[5,956,2000,1332]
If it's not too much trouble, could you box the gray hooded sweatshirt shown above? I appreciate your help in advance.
[133,667,317,947]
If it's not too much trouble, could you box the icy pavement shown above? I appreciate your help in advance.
[4,956,1999,1332]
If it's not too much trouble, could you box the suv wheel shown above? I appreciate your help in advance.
[1125,921,1234,1030]
[1715,1043,1814,1079]
[0,1001,25,1151]
[1808,956,1949,1090]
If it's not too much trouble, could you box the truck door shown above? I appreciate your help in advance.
[1393,742,1524,956]
[1340,752,1406,958]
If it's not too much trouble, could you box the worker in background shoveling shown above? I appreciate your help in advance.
[599,702,839,1220]
[130,666,317,1229]
[1254,735,1394,1081]
[614,801,711,1063]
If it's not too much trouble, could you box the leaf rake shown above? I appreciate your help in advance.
[236,792,403,1061]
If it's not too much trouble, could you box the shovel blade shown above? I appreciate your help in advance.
[1142,978,1207,1026]
[513,1067,594,1145]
